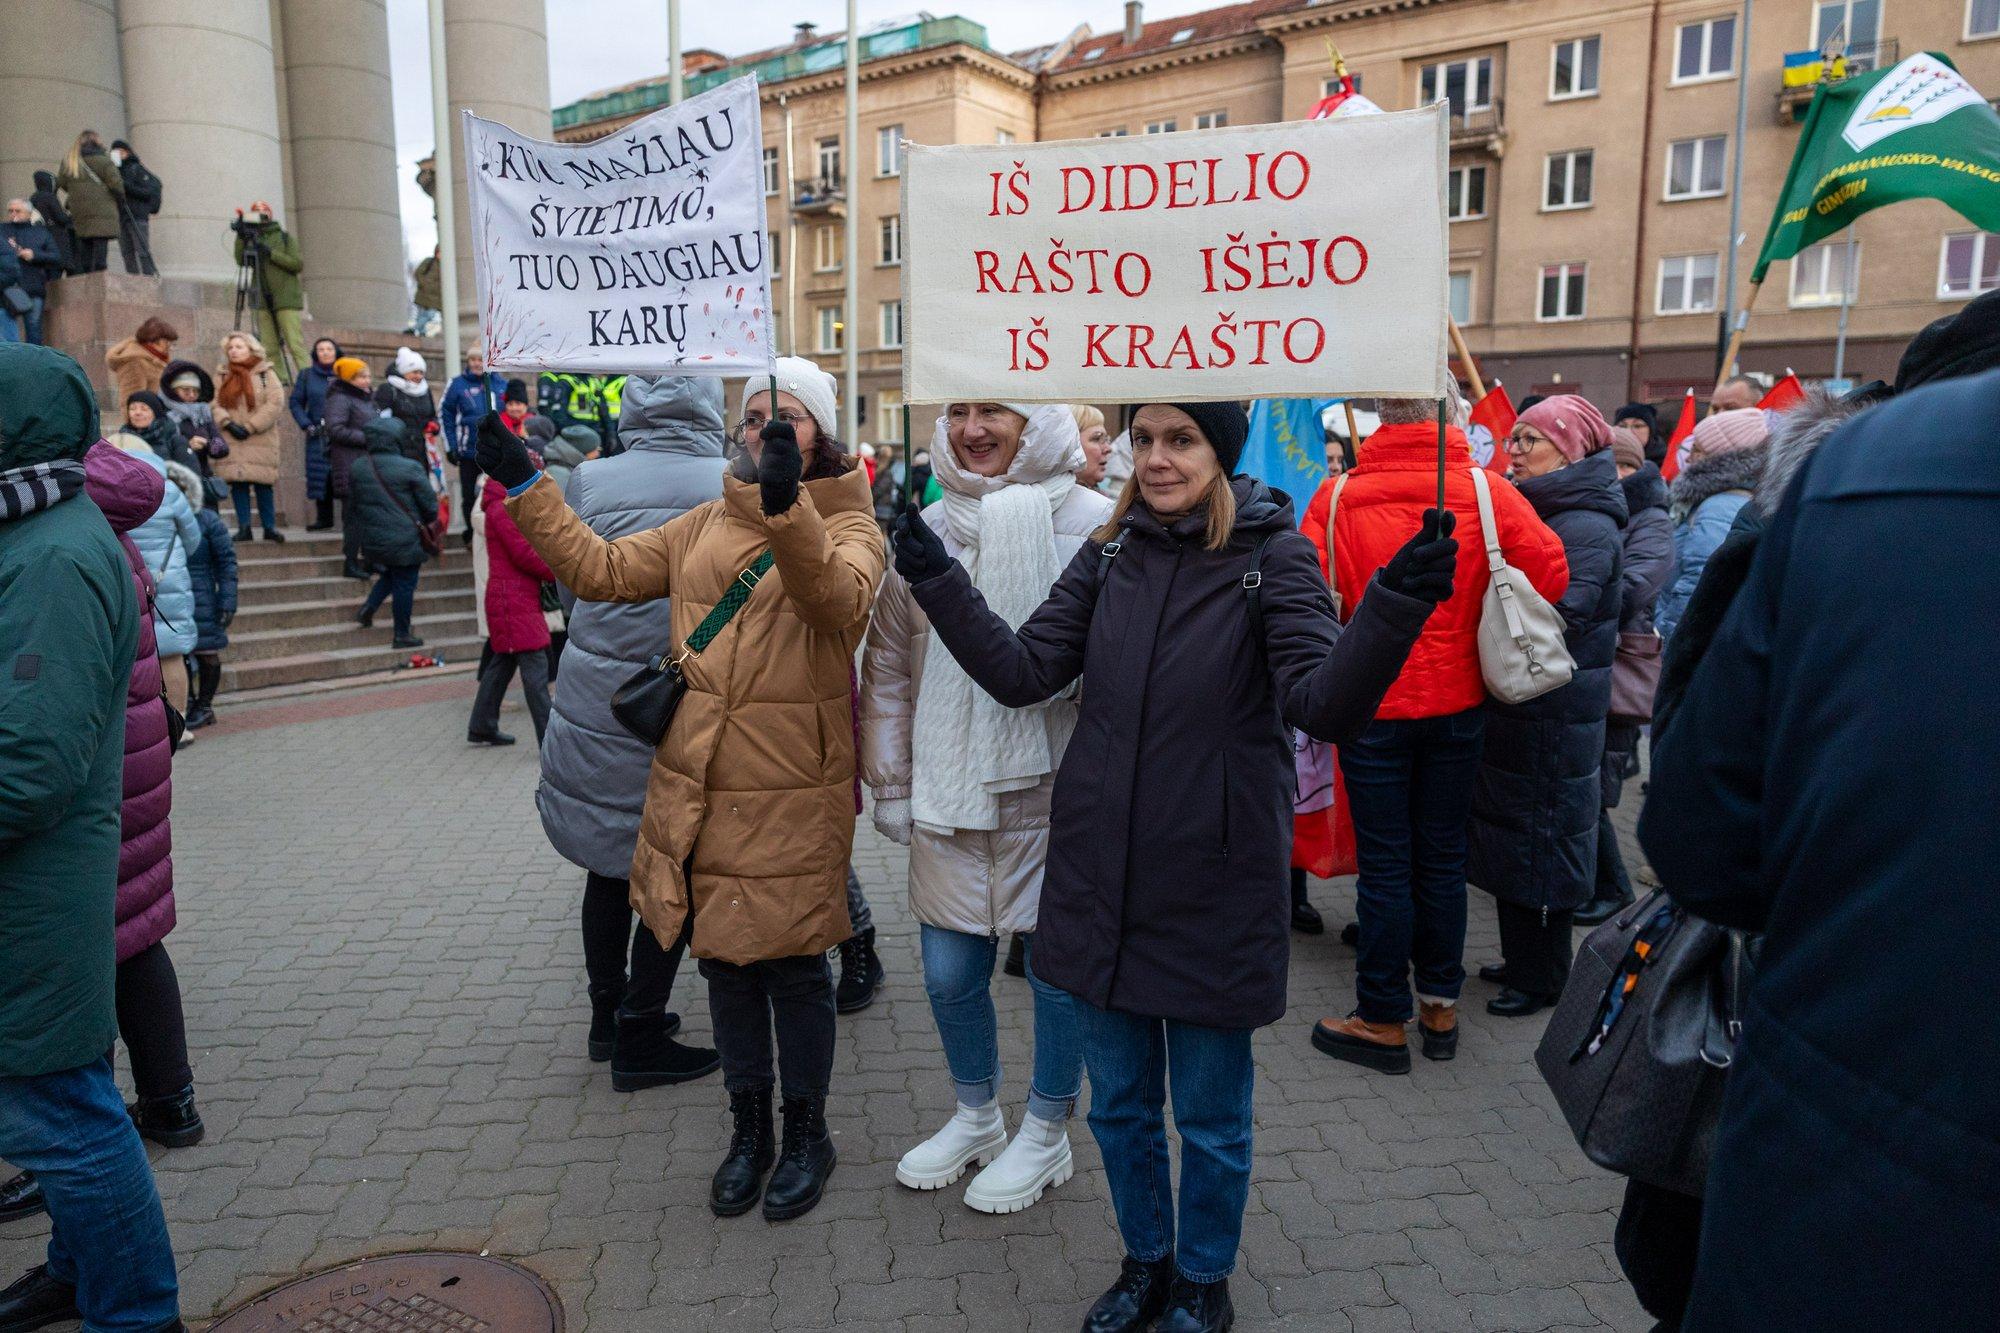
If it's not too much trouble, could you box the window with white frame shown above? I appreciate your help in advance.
[762,147,779,195]
[1673,16,1736,82]
[1099,127,1129,137]
[816,306,843,352]
[880,299,903,348]
[996,128,1016,144]
[1539,263,1587,321]
[814,224,840,272]
[1145,119,1178,134]
[880,387,904,443]
[1195,110,1229,129]
[1815,0,1882,52]
[1447,165,1488,220]
[1666,135,1728,199]
[1551,36,1601,98]
[878,215,901,266]
[1420,56,1495,115]
[1790,240,1861,306]
[1449,270,1475,325]
[876,124,903,176]
[1322,73,1366,97]
[1657,252,1719,314]
[1972,0,2000,38]
[816,136,841,184]
[1544,150,1594,209]
[1939,232,2000,297]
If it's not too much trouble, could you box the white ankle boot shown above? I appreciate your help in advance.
[964,1112,1072,1214]
[895,1102,1008,1190]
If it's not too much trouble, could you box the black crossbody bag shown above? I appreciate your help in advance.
[610,551,775,746]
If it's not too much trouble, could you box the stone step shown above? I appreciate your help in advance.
[218,634,487,693]
[231,548,476,582]
[231,586,475,634]
[228,529,346,561]
[225,609,481,663]
[235,566,475,608]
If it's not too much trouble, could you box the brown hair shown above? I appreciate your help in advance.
[134,317,179,346]
[1091,468,1237,552]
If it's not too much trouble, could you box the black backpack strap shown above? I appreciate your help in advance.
[1243,531,1273,646]
[1094,538,1122,593]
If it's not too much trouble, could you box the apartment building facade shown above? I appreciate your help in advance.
[556,1,2000,433]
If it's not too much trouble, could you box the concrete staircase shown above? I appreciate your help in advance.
[220,531,482,694]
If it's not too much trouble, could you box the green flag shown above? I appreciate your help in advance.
[1752,52,2000,283]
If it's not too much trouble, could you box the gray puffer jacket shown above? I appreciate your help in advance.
[536,376,727,878]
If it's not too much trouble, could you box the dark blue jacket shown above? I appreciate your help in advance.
[440,371,505,460]
[187,508,238,652]
[288,361,336,434]
[1,222,60,299]
[1639,370,2000,1328]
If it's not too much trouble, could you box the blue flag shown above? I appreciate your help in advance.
[1241,398,1337,508]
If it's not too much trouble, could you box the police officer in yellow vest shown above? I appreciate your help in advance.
[538,374,625,453]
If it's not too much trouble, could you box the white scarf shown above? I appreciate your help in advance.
[911,406,1084,834]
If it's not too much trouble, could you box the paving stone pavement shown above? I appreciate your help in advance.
[0,681,1654,1332]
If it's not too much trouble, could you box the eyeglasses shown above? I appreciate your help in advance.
[1504,431,1547,455]
[738,412,809,433]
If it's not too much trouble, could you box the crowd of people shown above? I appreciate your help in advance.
[2,275,1995,1332]
[3,132,170,346]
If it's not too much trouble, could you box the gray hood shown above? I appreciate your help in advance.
[1757,383,1868,517]
[617,376,726,457]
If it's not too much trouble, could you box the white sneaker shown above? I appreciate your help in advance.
[895,1102,1008,1190]
[963,1112,1073,1214]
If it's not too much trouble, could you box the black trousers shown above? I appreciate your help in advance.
[468,648,550,743]
[699,953,835,1099]
[457,459,482,535]
[76,236,110,273]
[1594,809,1633,903]
[1495,901,1574,999]
[115,943,192,1100]
[1615,1178,1702,1329]
[581,873,688,1017]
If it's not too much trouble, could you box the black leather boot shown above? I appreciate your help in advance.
[306,497,335,532]
[0,1265,79,1332]
[0,1173,43,1224]
[1154,1276,1235,1332]
[710,1087,775,1217]
[610,1012,717,1092]
[1081,1255,1176,1332]
[130,1086,204,1148]
[761,1093,835,1221]
[587,982,624,1062]
[834,928,882,1014]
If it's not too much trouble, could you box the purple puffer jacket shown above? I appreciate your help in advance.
[83,442,176,962]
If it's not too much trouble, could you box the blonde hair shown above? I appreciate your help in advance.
[1092,468,1237,552]
[60,135,90,182]
[1069,403,1105,437]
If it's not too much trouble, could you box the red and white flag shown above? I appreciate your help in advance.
[1309,73,1385,121]
[1759,372,1807,412]
[1661,388,1698,481]
[1466,383,1516,472]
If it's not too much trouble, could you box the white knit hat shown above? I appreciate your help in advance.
[742,356,840,439]
[393,346,426,376]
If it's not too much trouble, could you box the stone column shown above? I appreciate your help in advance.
[118,0,289,284]
[279,0,409,330]
[0,0,126,209]
[443,0,553,337]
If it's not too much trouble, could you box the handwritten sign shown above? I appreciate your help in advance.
[902,106,1449,403]
[463,76,774,375]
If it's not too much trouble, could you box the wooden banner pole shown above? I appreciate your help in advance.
[1713,279,1762,400]
[1447,317,1486,401]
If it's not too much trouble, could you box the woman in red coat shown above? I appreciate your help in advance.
[1299,391,1569,1073]
[468,383,556,746]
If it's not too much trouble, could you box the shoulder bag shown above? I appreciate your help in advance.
[1468,467,1574,704]
[0,285,30,318]
[1610,630,1664,721]
[363,456,443,557]
[1534,892,1753,1197]
[610,551,775,746]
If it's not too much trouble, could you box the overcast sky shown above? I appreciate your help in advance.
[386,0,1228,260]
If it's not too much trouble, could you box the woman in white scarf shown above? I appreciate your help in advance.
[860,401,1112,1214]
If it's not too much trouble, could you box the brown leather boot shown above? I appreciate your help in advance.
[1311,1014,1411,1074]
[1418,1001,1459,1062]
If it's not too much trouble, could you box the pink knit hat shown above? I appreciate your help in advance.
[1687,407,1770,459]
[1517,394,1613,463]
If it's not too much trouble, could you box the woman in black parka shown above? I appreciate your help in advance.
[892,400,1451,1333]
[1469,395,1626,1017]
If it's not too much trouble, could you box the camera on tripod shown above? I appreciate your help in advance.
[230,209,268,250]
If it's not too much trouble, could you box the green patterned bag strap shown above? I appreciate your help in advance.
[679,550,776,662]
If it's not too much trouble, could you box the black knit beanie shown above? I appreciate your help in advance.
[1613,401,1659,435]
[1162,401,1251,475]
[503,378,531,405]
[1894,288,2000,394]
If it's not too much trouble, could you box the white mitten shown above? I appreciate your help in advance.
[872,797,913,846]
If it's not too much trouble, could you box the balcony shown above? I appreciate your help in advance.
[1776,39,1898,124]
[1448,100,1506,155]
[792,176,846,217]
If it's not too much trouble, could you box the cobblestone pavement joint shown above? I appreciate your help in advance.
[0,683,1653,1332]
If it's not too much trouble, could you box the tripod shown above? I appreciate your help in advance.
[115,198,156,277]
[232,233,297,382]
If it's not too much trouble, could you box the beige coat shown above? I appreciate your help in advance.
[858,486,1110,936]
[105,338,171,406]
[210,351,286,488]
[508,465,884,965]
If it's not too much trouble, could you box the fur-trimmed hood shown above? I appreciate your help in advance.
[1671,443,1765,521]
[1756,383,1869,517]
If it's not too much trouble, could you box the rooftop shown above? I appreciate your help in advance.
[1045,0,1306,74]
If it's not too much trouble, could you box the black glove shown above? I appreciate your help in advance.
[476,421,537,490]
[889,502,953,585]
[757,419,802,516]
[219,609,234,630]
[1376,508,1459,606]
[223,421,250,441]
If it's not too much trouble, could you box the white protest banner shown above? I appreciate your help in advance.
[902,105,1448,403]
[463,75,774,375]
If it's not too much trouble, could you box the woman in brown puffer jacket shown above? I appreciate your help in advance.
[210,330,286,543]
[483,359,883,1227]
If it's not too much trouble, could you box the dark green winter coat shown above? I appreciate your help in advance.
[56,148,125,239]
[233,219,304,311]
[0,345,140,1077]
[346,419,438,569]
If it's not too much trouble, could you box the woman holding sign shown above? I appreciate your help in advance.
[477,359,884,1226]
[890,400,1455,1333]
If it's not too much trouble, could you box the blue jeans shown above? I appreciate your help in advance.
[0,304,17,342]
[20,295,45,345]
[360,564,421,636]
[230,481,276,532]
[1074,1003,1255,1283]
[1338,707,1486,1023]
[0,1058,178,1331]
[919,925,1080,1121]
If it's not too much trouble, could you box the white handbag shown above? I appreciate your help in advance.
[1468,467,1574,704]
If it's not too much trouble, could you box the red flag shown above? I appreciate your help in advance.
[1309,73,1385,120]
[1661,388,1697,481]
[1759,373,1806,412]
[1466,383,1516,472]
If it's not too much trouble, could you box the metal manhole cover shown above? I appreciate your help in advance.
[208,1253,561,1333]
